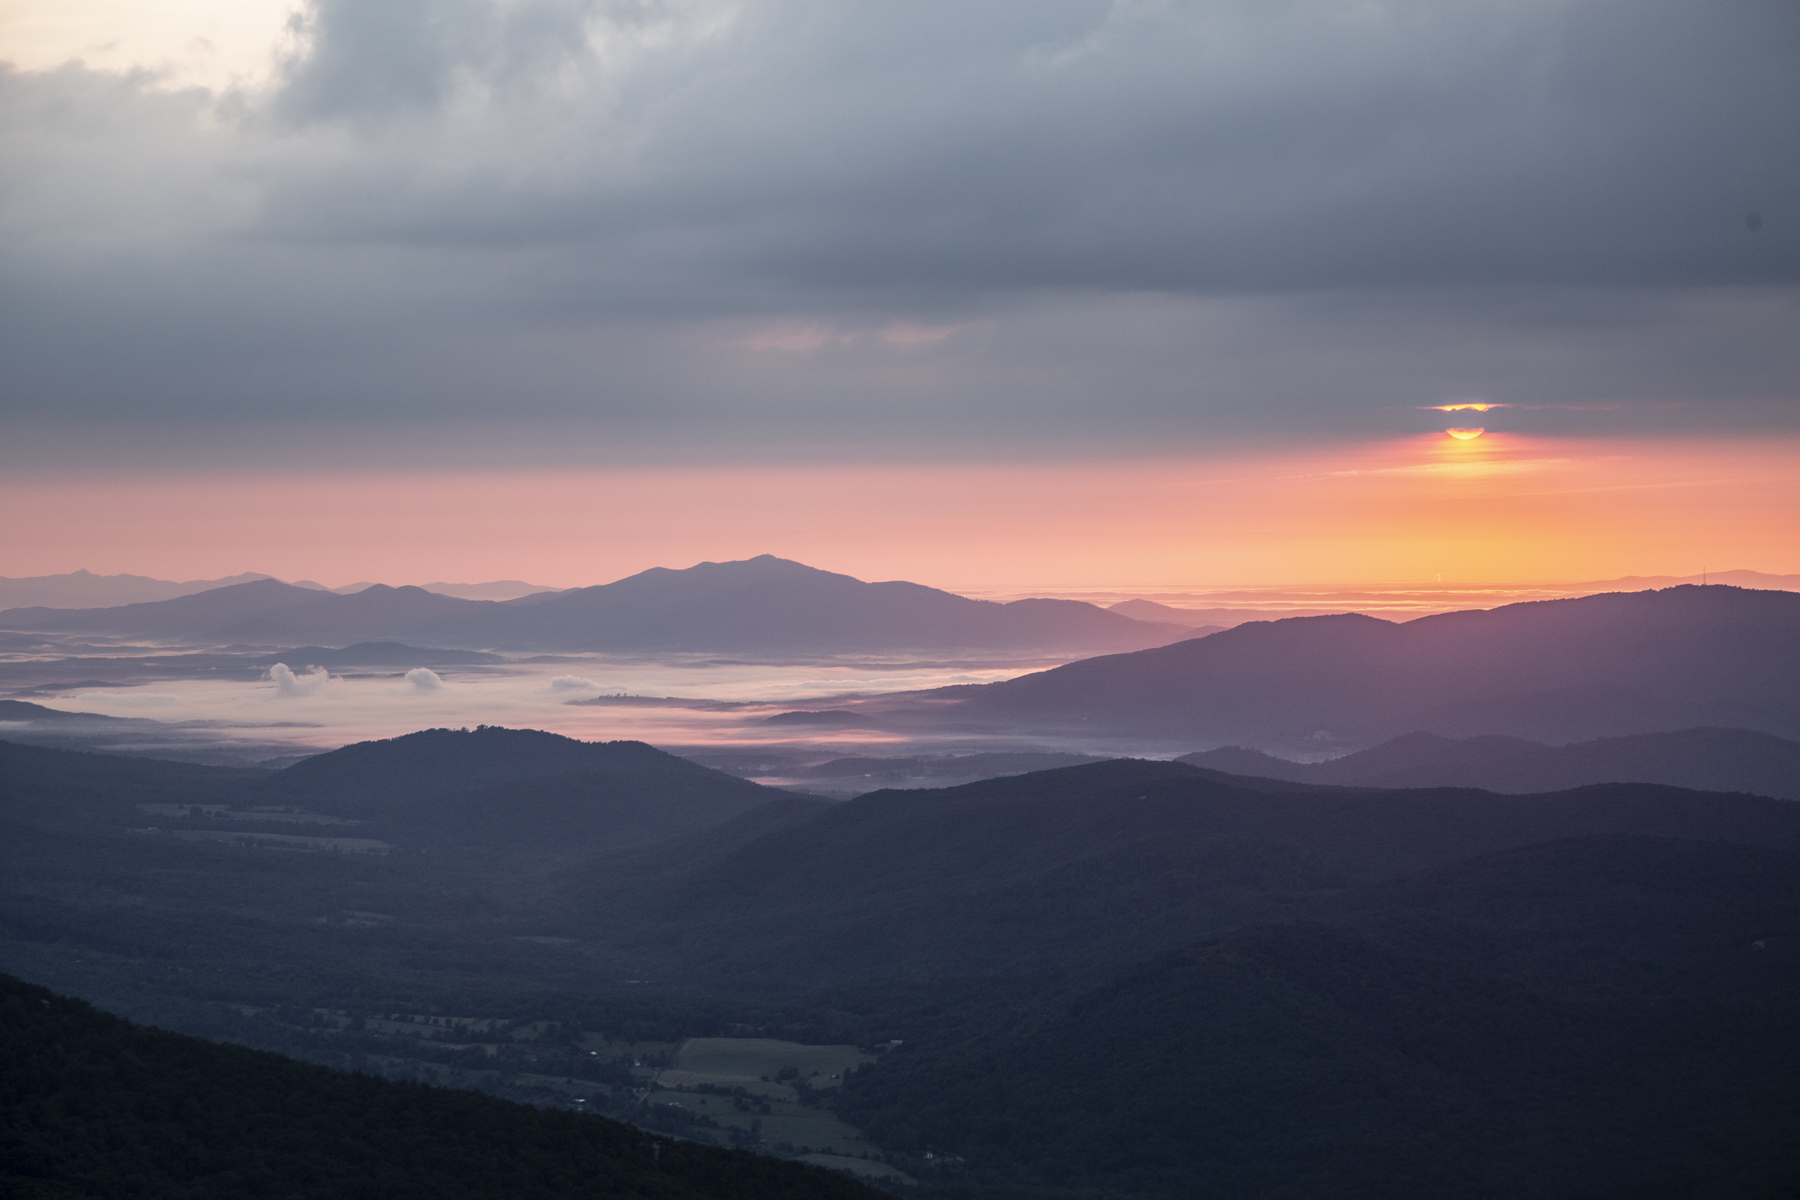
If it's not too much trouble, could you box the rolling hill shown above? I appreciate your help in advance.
[836,835,1800,1198]
[540,757,1800,992]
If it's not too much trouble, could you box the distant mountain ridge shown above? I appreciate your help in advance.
[0,556,1193,655]
[0,569,561,610]
[1180,727,1800,800]
[947,585,1800,750]
[0,569,283,610]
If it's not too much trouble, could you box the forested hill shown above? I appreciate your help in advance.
[837,835,1800,1198]
[0,973,879,1200]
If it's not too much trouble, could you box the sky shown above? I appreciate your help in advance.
[2,0,1797,590]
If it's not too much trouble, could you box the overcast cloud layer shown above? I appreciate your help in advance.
[3,0,1797,464]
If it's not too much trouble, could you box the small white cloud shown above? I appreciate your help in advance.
[549,675,600,691]
[268,663,329,697]
[406,668,444,691]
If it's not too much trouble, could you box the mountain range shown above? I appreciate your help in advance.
[0,569,561,610]
[934,584,1800,750]
[0,556,1192,656]
[1102,569,1800,625]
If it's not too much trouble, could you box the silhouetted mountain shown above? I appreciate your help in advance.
[1181,727,1800,799]
[0,568,282,610]
[256,726,780,822]
[951,585,1800,750]
[1580,568,1800,590]
[0,578,342,637]
[837,835,1800,1198]
[0,701,190,754]
[0,556,1190,655]
[490,555,1193,653]
[0,974,878,1200]
[0,699,133,725]
[0,579,520,645]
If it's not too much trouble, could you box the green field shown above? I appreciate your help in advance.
[643,1087,874,1156]
[664,1037,874,1089]
[637,1037,885,1158]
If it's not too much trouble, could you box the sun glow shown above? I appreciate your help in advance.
[2,436,1795,589]
[1445,427,1486,440]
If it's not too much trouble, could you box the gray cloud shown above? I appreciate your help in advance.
[2,0,1796,459]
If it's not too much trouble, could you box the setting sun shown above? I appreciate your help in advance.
[1445,427,1486,440]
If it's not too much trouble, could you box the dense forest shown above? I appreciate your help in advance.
[0,973,879,1200]
[837,836,1800,1197]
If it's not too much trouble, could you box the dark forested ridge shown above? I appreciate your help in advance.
[539,760,1800,992]
[1180,726,1800,799]
[837,836,1800,1199]
[0,974,879,1200]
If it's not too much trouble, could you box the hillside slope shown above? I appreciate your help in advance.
[838,835,1800,1198]
[543,758,1800,990]
[0,973,877,1200]
[951,585,1800,750]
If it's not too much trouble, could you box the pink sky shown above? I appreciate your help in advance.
[4,435,1796,592]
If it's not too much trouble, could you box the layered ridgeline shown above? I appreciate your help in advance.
[0,556,1190,655]
[944,585,1800,750]
[9,736,1800,1197]
[0,974,877,1200]
[1,728,790,871]
[538,758,1800,989]
[1183,727,1800,799]
[0,569,284,610]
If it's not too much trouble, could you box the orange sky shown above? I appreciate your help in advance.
[2,434,1795,591]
